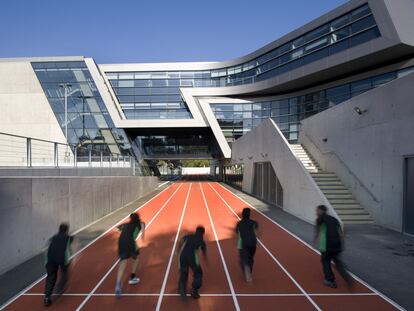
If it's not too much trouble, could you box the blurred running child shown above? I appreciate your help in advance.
[236,208,258,282]
[115,213,145,297]
[177,226,207,299]
[314,205,353,288]
[44,223,73,307]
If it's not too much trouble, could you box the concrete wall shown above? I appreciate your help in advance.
[300,72,414,231]
[0,176,158,274]
[0,60,67,143]
[231,118,339,225]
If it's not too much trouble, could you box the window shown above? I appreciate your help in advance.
[331,15,349,30]
[351,15,376,34]
[351,4,370,21]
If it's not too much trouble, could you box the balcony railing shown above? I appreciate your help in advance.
[0,131,136,171]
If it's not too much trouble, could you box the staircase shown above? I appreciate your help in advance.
[290,144,373,224]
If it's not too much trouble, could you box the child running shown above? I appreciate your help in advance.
[115,213,145,297]
[236,208,258,282]
[314,205,353,289]
[177,226,207,299]
[44,223,73,307]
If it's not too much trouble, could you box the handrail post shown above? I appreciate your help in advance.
[109,154,112,168]
[27,138,32,167]
[132,159,136,176]
[74,147,77,168]
[54,142,58,167]
[88,149,92,167]
[100,152,103,167]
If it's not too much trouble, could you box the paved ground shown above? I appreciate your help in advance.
[222,183,414,311]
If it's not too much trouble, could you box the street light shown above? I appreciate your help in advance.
[78,95,93,141]
[59,83,72,162]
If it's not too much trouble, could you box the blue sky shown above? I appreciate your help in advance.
[0,0,347,64]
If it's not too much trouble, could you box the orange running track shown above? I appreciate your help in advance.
[0,182,404,311]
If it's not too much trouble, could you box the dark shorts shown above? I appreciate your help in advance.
[118,238,139,260]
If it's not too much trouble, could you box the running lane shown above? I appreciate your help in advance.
[159,183,236,311]
[209,182,400,311]
[2,183,181,311]
[201,183,315,311]
[79,183,192,311]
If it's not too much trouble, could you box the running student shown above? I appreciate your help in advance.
[314,205,353,288]
[115,213,145,297]
[236,208,258,282]
[177,226,207,299]
[44,223,73,307]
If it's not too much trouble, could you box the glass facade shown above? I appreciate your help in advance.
[32,61,131,156]
[211,66,414,145]
[135,133,216,158]
[106,4,380,120]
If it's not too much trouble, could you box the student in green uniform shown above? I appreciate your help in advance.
[236,208,258,282]
[44,223,73,307]
[177,226,207,299]
[314,205,353,288]
[115,213,145,297]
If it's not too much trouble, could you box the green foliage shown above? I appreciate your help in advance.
[181,159,211,167]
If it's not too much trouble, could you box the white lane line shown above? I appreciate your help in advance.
[0,183,176,311]
[216,183,407,311]
[23,292,379,297]
[200,183,240,311]
[155,183,192,311]
[208,183,321,311]
[75,183,185,311]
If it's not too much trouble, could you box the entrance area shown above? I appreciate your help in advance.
[252,162,283,207]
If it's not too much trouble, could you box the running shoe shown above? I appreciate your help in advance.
[128,277,141,285]
[115,282,122,298]
[323,280,337,288]
[190,289,200,299]
[44,297,52,307]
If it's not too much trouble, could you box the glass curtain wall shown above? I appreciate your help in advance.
[211,66,414,144]
[32,61,131,156]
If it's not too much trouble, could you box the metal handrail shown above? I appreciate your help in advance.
[0,131,134,171]
[302,133,380,203]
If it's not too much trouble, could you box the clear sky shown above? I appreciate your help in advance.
[0,0,347,64]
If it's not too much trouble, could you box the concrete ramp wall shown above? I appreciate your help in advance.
[231,118,338,225]
[0,176,158,274]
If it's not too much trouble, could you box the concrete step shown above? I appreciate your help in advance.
[315,181,343,186]
[329,199,359,204]
[325,193,354,199]
[321,189,351,194]
[340,214,373,221]
[314,177,341,182]
[344,219,374,224]
[335,209,369,215]
[332,204,362,209]
[319,185,347,190]
[311,173,336,177]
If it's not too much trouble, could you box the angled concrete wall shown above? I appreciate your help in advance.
[0,60,67,143]
[300,72,414,231]
[0,176,158,274]
[231,118,339,225]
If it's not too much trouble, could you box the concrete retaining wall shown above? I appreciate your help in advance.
[300,72,414,231]
[0,176,158,274]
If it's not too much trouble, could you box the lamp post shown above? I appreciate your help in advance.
[59,83,72,162]
[78,95,93,139]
